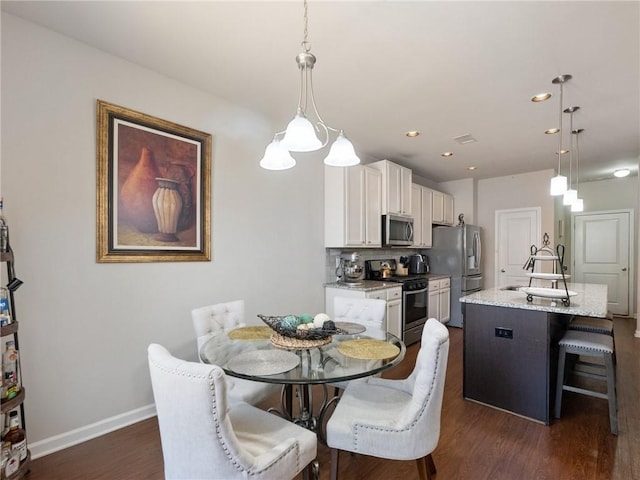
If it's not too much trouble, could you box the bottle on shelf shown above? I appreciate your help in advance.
[0,287,11,327]
[0,198,8,254]
[1,439,20,479]
[2,410,26,462]
[1,342,19,400]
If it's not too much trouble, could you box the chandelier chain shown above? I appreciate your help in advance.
[302,0,310,53]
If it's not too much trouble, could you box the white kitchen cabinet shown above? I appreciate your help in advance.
[432,190,454,226]
[369,159,412,216]
[428,277,450,324]
[411,184,433,248]
[325,165,381,248]
[324,285,403,338]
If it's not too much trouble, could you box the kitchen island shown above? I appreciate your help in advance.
[460,283,608,424]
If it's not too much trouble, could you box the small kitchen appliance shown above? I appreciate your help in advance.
[337,252,363,283]
[408,254,429,274]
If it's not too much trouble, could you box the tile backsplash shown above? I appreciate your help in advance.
[325,248,429,282]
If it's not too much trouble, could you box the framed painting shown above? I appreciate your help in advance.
[96,100,212,262]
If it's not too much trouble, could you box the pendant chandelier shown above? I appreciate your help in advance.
[260,0,360,171]
[571,128,584,212]
[549,75,571,195]
[563,106,579,206]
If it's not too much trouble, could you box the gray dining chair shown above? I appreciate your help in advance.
[191,300,279,405]
[148,343,318,479]
[325,318,449,480]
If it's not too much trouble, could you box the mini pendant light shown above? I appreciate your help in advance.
[571,128,584,212]
[563,106,579,206]
[550,75,571,196]
[260,0,360,170]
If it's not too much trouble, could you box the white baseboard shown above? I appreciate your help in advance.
[29,404,157,459]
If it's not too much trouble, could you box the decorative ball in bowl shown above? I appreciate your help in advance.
[258,314,344,340]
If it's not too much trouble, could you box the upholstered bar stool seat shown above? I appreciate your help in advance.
[554,330,617,435]
[568,314,614,336]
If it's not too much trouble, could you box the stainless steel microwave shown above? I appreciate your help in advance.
[382,214,414,246]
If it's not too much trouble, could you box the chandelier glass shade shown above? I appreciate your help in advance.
[259,138,296,170]
[260,0,360,170]
[549,75,571,196]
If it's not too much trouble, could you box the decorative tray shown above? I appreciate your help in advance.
[528,255,559,260]
[525,273,570,280]
[521,287,577,299]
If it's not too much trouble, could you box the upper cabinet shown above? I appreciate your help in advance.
[325,165,382,248]
[432,190,454,226]
[411,184,433,248]
[369,160,412,216]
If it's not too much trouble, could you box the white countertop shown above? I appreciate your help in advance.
[460,283,608,318]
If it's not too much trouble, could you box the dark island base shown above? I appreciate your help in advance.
[463,303,570,424]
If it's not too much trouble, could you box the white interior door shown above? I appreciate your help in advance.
[496,207,541,288]
[573,211,632,316]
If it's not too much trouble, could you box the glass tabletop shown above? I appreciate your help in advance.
[199,327,406,385]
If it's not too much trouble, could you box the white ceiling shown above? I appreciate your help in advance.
[3,1,639,183]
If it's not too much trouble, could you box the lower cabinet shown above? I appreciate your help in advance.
[428,277,451,324]
[325,286,403,338]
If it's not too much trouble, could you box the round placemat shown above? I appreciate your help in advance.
[228,326,273,340]
[333,322,366,335]
[337,339,400,360]
[227,349,300,376]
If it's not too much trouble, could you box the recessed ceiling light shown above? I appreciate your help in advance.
[467,166,477,171]
[531,93,552,102]
[614,168,630,178]
[556,149,569,155]
[441,152,453,157]
[405,131,420,138]
[545,128,559,134]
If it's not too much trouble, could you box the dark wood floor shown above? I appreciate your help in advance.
[26,317,639,480]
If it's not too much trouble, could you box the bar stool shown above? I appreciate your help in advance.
[554,330,617,435]
[568,312,614,336]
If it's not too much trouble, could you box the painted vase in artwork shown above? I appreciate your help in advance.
[120,147,162,233]
[152,178,183,242]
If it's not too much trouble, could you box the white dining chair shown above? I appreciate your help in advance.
[191,300,280,405]
[325,318,449,480]
[329,296,387,392]
[148,344,318,480]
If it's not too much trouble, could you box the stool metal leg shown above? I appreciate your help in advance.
[604,352,618,435]
[554,344,567,418]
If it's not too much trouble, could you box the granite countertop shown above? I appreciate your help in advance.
[324,273,450,292]
[459,283,608,318]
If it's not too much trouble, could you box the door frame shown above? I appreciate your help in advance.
[571,209,634,318]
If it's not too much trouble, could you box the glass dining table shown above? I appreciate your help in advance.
[199,322,406,442]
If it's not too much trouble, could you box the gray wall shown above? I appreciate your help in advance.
[1,13,326,453]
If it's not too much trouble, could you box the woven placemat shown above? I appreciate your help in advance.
[270,333,332,350]
[228,326,273,340]
[337,339,400,360]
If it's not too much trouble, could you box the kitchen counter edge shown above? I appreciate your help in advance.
[324,274,450,292]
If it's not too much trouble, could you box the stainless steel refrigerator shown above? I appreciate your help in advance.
[429,225,483,327]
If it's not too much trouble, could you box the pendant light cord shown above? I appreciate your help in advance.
[302,0,310,53]
[557,82,564,174]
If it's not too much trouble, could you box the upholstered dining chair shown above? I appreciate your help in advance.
[325,318,449,480]
[148,344,318,480]
[329,297,388,392]
[191,300,280,405]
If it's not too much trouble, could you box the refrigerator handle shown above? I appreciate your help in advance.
[474,231,481,269]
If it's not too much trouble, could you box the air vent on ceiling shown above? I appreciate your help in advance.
[453,134,477,145]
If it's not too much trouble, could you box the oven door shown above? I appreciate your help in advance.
[403,286,428,345]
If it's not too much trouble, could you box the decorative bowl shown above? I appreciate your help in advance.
[258,314,345,340]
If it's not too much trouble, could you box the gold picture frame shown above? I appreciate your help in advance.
[96,100,211,263]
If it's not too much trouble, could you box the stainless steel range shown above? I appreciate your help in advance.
[365,260,428,346]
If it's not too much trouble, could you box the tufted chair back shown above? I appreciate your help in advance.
[333,297,387,338]
[192,300,245,352]
[148,344,318,479]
